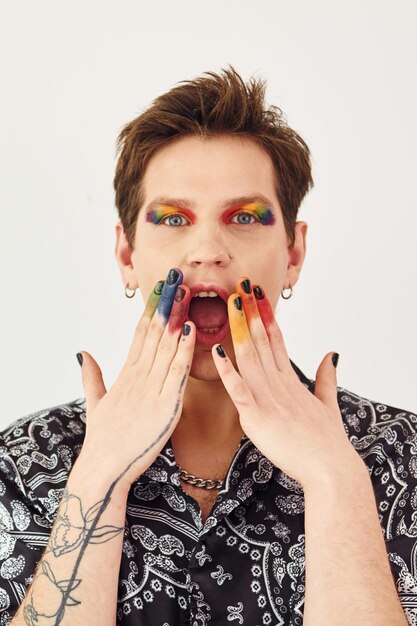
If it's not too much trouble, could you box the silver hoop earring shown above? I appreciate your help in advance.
[281,285,293,300]
[125,283,137,299]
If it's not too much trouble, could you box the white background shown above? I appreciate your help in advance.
[0,0,416,427]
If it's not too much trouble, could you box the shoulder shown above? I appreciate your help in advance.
[334,384,416,465]
[0,396,86,461]
[0,397,86,522]
[333,383,417,539]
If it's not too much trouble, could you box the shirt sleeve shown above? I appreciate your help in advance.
[0,399,85,624]
[0,452,51,624]
[372,445,417,625]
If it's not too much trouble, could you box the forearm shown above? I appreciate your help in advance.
[11,457,130,626]
[303,453,408,626]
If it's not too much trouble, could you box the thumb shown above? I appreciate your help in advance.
[76,351,107,415]
[314,351,340,412]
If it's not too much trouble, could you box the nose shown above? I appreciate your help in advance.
[187,245,231,268]
[186,229,231,268]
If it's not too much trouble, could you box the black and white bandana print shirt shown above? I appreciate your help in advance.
[1,360,417,626]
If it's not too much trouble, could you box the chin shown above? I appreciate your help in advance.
[189,351,222,381]
[188,339,237,382]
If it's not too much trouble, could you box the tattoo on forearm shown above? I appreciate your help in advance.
[21,367,189,625]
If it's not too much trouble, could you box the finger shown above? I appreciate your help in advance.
[161,320,196,411]
[135,268,184,378]
[227,292,269,402]
[253,284,292,373]
[211,343,256,410]
[143,280,165,319]
[124,279,165,366]
[156,268,183,322]
[314,352,340,413]
[78,351,107,415]
[168,285,191,334]
[147,284,192,387]
[236,277,278,383]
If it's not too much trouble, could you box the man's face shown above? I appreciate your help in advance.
[116,134,307,380]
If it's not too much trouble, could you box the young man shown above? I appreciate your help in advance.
[1,67,414,625]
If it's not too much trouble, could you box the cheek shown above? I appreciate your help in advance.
[250,244,283,278]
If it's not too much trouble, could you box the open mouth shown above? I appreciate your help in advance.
[187,295,230,345]
[187,295,228,331]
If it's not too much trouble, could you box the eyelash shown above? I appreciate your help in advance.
[159,212,259,227]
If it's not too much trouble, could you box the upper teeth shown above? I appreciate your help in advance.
[193,291,218,298]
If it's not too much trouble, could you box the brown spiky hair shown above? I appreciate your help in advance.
[114,66,314,250]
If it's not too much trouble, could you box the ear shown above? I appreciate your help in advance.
[284,221,308,288]
[114,221,138,290]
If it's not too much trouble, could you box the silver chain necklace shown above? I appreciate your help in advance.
[177,465,224,490]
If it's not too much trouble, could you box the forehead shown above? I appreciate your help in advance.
[141,135,279,207]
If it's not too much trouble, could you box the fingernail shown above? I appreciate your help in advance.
[167,269,180,285]
[216,344,226,358]
[183,323,191,336]
[76,353,83,367]
[332,352,339,368]
[234,296,242,310]
[241,279,252,294]
[175,287,186,302]
[154,280,164,295]
[254,285,264,300]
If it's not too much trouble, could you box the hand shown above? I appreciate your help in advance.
[211,277,360,489]
[76,268,196,494]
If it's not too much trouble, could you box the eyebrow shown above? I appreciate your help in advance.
[143,194,277,213]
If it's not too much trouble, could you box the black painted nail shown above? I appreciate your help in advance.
[254,286,265,300]
[216,344,226,358]
[175,287,186,302]
[241,279,252,294]
[154,280,164,295]
[167,269,180,285]
[183,323,191,336]
[76,353,83,367]
[332,352,339,368]
[234,296,242,310]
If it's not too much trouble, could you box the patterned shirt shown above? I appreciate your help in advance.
[0,361,416,625]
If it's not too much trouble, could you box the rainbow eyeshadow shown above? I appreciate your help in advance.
[145,201,276,226]
[145,205,196,225]
[222,202,276,226]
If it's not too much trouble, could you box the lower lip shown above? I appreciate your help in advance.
[195,320,230,347]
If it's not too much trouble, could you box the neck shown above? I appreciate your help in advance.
[181,376,242,440]
[170,375,245,473]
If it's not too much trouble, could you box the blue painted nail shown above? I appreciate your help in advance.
[167,269,180,285]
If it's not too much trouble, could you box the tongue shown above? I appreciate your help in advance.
[188,297,228,329]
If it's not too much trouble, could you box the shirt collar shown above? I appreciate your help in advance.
[136,360,313,529]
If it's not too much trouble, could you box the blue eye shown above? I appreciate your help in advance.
[230,212,258,225]
[161,214,188,227]
[159,212,258,227]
